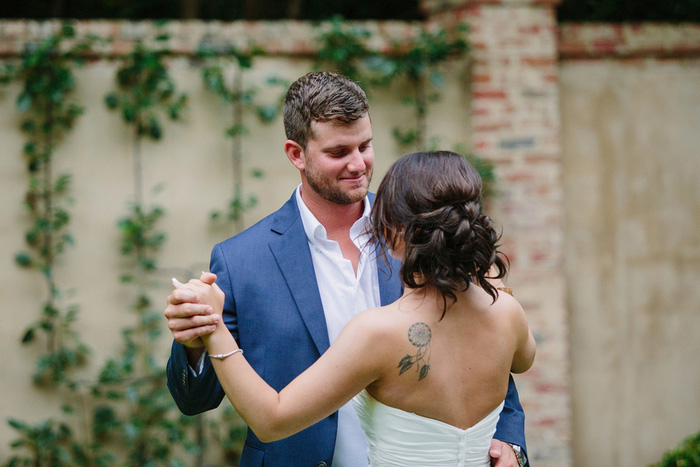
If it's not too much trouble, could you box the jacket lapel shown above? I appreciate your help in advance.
[268,195,331,355]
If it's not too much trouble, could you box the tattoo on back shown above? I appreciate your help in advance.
[398,322,432,381]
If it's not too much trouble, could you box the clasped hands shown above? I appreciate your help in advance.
[165,272,225,352]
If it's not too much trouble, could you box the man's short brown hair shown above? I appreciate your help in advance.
[283,71,369,149]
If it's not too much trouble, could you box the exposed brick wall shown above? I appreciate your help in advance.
[559,23,700,59]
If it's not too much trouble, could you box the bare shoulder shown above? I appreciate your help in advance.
[346,304,400,337]
[335,304,405,356]
[492,289,524,314]
[322,304,404,384]
[488,288,536,373]
[475,286,527,330]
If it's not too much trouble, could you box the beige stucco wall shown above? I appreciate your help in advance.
[8,16,700,467]
[0,52,472,458]
[561,57,700,466]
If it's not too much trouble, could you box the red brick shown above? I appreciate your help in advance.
[473,90,508,99]
[523,57,558,67]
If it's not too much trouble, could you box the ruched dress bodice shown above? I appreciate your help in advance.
[352,390,504,467]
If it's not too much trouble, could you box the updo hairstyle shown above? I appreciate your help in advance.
[370,151,507,316]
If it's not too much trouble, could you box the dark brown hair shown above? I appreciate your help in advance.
[370,151,507,316]
[283,71,369,149]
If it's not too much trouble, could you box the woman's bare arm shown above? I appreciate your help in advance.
[508,298,536,374]
[182,274,385,442]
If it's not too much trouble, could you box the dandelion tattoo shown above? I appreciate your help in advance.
[398,322,432,381]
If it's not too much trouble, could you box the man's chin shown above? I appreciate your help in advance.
[345,184,370,203]
[328,187,368,205]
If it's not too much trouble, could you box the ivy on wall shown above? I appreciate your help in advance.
[1,23,96,467]
[316,20,469,149]
[2,18,490,465]
[98,32,197,465]
[199,43,287,234]
[8,23,92,389]
[315,20,494,191]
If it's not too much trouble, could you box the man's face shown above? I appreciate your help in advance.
[302,115,374,205]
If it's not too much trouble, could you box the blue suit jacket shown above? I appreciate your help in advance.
[166,193,528,466]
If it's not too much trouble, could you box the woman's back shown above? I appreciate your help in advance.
[359,283,528,431]
[345,282,532,466]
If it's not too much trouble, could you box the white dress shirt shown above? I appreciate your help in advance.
[296,186,380,467]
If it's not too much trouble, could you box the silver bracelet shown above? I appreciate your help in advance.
[209,349,243,360]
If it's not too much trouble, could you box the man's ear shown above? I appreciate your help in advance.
[284,140,305,171]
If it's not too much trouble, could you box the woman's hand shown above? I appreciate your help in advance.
[172,272,225,320]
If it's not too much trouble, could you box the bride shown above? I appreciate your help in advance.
[179,151,536,466]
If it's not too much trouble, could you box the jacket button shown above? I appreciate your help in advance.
[316,463,328,467]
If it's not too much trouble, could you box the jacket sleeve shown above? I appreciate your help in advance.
[165,242,237,416]
[166,341,226,415]
[494,375,530,466]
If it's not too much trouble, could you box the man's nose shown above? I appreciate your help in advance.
[347,149,366,172]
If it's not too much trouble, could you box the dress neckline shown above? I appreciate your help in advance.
[357,389,505,433]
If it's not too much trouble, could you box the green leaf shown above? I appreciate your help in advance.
[15,252,33,267]
[256,104,278,123]
[226,123,248,138]
[105,93,119,109]
[21,328,35,343]
[16,92,33,112]
[20,118,36,133]
[7,418,26,430]
[60,22,76,39]
[23,142,39,159]
[429,70,445,88]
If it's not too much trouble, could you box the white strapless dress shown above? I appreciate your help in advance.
[352,390,504,467]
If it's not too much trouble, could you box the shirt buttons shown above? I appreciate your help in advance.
[316,462,328,467]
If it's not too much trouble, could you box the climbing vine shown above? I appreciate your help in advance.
[99,32,196,465]
[8,23,91,389]
[315,16,374,83]
[199,44,286,233]
[1,23,96,467]
[382,25,469,151]
[315,19,471,153]
[315,19,495,195]
[198,43,290,463]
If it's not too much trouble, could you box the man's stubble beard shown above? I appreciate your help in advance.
[305,164,373,205]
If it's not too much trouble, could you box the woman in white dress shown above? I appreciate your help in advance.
[182,151,536,466]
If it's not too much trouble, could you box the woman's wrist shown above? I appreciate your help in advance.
[202,321,237,355]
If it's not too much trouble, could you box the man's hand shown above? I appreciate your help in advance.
[164,273,220,365]
[490,439,520,467]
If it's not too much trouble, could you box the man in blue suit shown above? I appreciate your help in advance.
[164,71,529,467]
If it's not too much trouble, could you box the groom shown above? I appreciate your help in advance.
[164,71,529,467]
